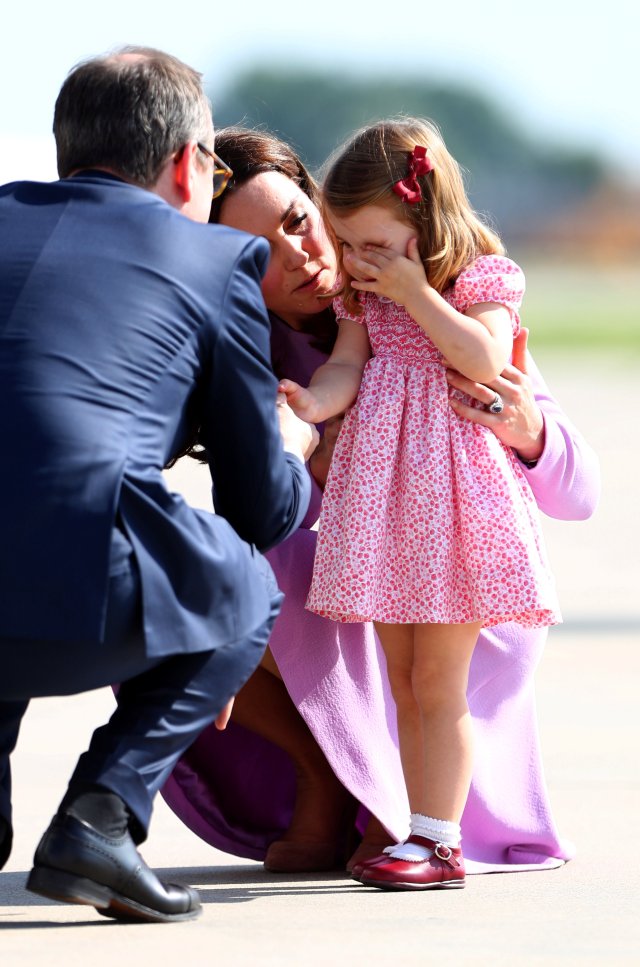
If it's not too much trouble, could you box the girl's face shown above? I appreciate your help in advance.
[326,202,416,281]
[218,171,338,329]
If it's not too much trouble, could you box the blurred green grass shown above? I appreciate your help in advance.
[509,257,639,353]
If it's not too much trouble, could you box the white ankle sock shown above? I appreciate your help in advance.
[386,814,461,862]
[410,813,461,847]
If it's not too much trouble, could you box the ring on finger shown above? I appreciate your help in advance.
[487,392,504,414]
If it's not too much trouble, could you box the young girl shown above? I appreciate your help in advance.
[279,118,561,892]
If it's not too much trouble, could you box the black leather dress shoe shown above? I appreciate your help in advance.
[27,813,201,923]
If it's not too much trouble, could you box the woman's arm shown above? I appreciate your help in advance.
[446,329,600,521]
[279,318,370,423]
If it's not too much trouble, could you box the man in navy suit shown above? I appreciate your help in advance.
[0,47,315,922]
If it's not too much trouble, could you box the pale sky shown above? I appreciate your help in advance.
[1,1,637,186]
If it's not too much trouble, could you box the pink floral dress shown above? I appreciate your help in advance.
[306,255,561,628]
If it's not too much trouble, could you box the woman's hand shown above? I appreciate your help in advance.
[308,414,344,489]
[446,328,545,463]
[345,238,428,307]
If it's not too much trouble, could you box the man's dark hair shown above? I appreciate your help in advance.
[53,46,211,186]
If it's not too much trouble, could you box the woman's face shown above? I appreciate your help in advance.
[218,171,338,328]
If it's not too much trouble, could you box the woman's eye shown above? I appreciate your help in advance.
[287,212,308,232]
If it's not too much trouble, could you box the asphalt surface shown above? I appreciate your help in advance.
[1,351,638,965]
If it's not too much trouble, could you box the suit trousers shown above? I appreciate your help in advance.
[0,550,282,854]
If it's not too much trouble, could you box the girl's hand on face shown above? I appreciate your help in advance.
[344,237,428,306]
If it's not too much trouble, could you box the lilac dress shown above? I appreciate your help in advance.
[161,315,600,873]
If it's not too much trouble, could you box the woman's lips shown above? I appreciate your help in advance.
[294,268,326,292]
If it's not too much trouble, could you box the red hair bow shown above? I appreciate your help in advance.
[392,145,433,204]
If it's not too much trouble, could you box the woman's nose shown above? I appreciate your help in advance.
[281,236,309,270]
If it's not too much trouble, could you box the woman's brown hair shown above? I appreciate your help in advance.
[210,127,338,357]
[210,127,319,221]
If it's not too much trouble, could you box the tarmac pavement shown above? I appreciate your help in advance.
[1,350,638,965]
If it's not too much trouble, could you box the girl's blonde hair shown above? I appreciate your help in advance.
[322,117,504,313]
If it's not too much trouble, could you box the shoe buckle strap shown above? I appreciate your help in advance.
[434,842,459,868]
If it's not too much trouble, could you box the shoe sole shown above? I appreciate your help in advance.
[26,866,201,923]
[360,875,466,891]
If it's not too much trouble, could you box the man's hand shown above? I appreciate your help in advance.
[214,697,234,730]
[276,391,319,462]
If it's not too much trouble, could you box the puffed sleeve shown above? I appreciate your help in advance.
[452,255,525,337]
[332,292,367,325]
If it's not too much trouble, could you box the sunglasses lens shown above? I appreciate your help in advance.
[212,170,230,199]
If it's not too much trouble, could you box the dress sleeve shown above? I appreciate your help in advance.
[452,256,525,337]
[332,292,367,325]
[518,353,601,521]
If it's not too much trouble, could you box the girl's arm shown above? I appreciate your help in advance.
[346,240,513,383]
[279,318,371,424]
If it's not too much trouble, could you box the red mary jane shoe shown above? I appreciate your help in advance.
[350,848,394,881]
[359,835,465,891]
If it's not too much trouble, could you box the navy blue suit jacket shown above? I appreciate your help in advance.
[0,172,309,656]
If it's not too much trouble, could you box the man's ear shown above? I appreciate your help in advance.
[172,141,198,203]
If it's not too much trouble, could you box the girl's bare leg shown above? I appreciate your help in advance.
[411,622,481,821]
[358,623,479,889]
[373,623,425,808]
[374,621,481,822]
